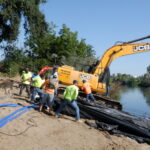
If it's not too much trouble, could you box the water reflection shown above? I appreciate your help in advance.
[110,85,129,102]
[111,86,150,117]
[139,87,150,106]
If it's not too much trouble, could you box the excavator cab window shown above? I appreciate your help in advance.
[87,60,99,73]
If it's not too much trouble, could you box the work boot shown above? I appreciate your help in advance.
[54,114,59,118]
[75,120,83,123]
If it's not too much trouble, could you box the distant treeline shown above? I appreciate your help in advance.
[110,68,150,87]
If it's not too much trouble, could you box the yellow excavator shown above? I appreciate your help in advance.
[58,35,150,95]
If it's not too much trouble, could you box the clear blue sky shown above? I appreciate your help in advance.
[2,0,150,76]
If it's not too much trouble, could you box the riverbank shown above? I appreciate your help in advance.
[0,79,150,150]
[1,98,150,150]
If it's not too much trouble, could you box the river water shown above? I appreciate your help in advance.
[114,86,150,118]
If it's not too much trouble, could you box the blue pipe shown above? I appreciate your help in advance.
[0,104,38,128]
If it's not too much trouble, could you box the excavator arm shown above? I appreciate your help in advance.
[93,35,150,75]
[57,35,150,94]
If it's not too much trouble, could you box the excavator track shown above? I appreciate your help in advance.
[58,87,122,110]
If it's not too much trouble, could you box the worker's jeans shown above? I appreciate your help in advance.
[86,93,95,102]
[31,87,43,102]
[106,85,110,96]
[19,83,30,97]
[40,93,54,108]
[55,88,58,96]
[56,99,80,120]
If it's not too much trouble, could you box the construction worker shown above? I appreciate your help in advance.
[50,74,59,96]
[39,76,56,113]
[55,80,82,122]
[19,68,32,98]
[50,67,58,80]
[30,72,44,103]
[81,79,95,103]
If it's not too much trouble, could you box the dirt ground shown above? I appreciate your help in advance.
[0,78,150,150]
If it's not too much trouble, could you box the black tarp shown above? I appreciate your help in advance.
[53,98,150,144]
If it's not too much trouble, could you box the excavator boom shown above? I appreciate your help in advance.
[93,36,150,75]
[93,42,150,75]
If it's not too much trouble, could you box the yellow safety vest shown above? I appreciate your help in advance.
[32,75,43,88]
[22,72,32,85]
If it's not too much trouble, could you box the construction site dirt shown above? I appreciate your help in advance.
[0,77,150,150]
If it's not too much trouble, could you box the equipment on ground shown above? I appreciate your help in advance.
[57,35,150,95]
[0,104,38,128]
[54,98,150,144]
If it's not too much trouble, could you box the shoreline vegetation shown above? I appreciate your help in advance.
[109,73,150,99]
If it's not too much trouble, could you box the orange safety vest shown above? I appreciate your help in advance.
[81,82,92,94]
[41,80,55,94]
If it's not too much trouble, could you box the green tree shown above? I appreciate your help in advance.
[0,0,48,43]
[2,44,29,75]
[55,24,95,57]
[139,73,150,87]
[26,24,96,69]
[147,65,150,74]
[111,73,140,87]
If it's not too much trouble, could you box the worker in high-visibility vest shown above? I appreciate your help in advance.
[30,72,44,103]
[55,80,82,123]
[39,77,56,113]
[81,79,95,103]
[19,68,32,98]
